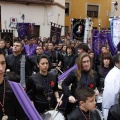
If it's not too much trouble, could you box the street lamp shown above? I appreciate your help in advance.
[114,1,118,10]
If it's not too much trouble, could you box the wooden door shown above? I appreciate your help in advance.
[34,25,40,38]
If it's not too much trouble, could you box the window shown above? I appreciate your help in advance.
[93,27,97,30]
[87,5,99,18]
[65,3,69,16]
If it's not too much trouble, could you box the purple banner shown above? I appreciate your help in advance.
[106,32,117,55]
[17,23,34,39]
[9,81,43,120]
[92,30,107,55]
[58,64,77,82]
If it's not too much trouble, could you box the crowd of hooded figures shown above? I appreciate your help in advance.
[0,35,120,120]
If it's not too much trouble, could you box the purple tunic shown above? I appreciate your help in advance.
[24,44,37,56]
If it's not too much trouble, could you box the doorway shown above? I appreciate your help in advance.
[34,25,40,38]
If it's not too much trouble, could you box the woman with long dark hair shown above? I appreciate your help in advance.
[98,53,113,88]
[62,52,98,115]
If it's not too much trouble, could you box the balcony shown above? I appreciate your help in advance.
[0,0,54,5]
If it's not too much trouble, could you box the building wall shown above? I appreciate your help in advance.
[54,0,65,6]
[0,1,65,38]
[110,0,120,17]
[65,0,111,32]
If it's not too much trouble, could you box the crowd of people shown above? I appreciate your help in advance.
[0,35,120,120]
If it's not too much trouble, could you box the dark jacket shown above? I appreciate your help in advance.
[26,72,58,113]
[67,106,101,120]
[44,50,63,69]
[62,70,97,98]
[0,79,26,120]
[6,53,34,82]
[107,104,120,120]
[63,54,76,72]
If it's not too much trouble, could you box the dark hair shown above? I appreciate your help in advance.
[48,42,55,46]
[76,52,93,80]
[101,45,107,49]
[113,54,120,65]
[6,72,20,83]
[14,41,23,48]
[101,53,113,68]
[37,54,50,64]
[28,36,33,40]
[0,39,5,43]
[0,50,5,57]
[76,87,95,102]
[66,45,74,54]
[88,49,94,54]
[78,43,89,53]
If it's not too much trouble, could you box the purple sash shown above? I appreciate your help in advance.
[58,64,78,82]
[9,81,43,120]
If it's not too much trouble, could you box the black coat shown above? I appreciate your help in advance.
[62,70,98,115]
[0,79,26,120]
[62,70,97,98]
[6,53,34,82]
[44,50,63,69]
[67,106,101,120]
[107,104,120,120]
[26,72,58,113]
[63,54,76,72]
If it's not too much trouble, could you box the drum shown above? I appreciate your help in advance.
[95,108,104,120]
[58,80,72,90]
[58,81,63,90]
[42,110,65,120]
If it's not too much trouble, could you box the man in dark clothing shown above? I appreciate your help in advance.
[30,45,44,73]
[44,42,63,70]
[0,50,26,120]
[6,41,33,83]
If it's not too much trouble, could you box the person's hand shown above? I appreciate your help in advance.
[68,96,76,103]
[56,66,60,70]
[94,88,99,96]
[56,98,62,106]
[57,62,61,67]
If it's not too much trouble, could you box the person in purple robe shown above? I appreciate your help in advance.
[24,37,37,57]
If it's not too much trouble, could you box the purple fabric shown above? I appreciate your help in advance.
[24,44,37,56]
[17,23,29,39]
[9,81,43,120]
[17,23,35,39]
[92,30,107,55]
[58,64,77,82]
[106,32,117,55]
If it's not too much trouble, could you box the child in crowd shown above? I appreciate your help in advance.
[67,87,102,120]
